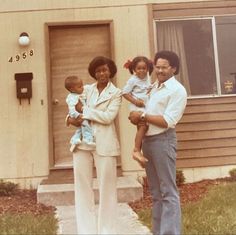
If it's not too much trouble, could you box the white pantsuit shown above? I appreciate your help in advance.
[71,82,122,234]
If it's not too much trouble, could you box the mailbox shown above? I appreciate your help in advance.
[15,72,33,104]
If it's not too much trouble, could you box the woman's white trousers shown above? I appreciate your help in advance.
[73,150,117,234]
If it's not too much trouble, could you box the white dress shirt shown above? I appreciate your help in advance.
[145,76,187,136]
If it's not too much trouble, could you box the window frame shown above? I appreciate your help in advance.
[150,1,236,99]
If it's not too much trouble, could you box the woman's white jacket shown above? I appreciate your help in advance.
[82,82,122,157]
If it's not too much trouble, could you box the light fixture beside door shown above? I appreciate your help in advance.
[18,32,30,46]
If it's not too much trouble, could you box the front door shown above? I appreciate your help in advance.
[49,23,112,167]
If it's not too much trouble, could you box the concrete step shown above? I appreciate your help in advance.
[41,166,123,185]
[37,176,143,206]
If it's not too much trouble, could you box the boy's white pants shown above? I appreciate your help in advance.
[73,150,118,234]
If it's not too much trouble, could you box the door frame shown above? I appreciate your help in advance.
[44,20,115,169]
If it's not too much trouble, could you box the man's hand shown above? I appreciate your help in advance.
[66,115,83,127]
[128,111,142,125]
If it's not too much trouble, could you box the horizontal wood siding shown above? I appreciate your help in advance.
[152,0,236,19]
[152,1,236,169]
[176,97,236,168]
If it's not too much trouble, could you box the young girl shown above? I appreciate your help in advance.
[122,56,153,167]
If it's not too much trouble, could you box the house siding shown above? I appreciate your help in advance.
[152,1,236,171]
[0,0,152,188]
[152,0,236,18]
[0,0,235,188]
[177,97,236,168]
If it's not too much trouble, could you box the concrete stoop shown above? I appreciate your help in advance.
[37,176,143,206]
[56,204,152,235]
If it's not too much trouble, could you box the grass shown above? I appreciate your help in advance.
[0,213,58,235]
[137,182,236,235]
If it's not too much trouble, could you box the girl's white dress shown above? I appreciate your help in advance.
[122,74,152,111]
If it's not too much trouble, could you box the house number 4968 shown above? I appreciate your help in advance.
[8,49,34,63]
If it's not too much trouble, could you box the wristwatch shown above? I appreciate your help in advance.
[140,112,146,121]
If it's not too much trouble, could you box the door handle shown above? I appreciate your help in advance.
[53,99,59,105]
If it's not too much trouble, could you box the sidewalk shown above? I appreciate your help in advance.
[56,203,152,235]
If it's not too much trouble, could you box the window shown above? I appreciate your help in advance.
[155,16,236,97]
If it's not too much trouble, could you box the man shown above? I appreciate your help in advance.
[129,50,187,235]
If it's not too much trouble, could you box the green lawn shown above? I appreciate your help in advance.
[0,212,58,235]
[137,182,236,235]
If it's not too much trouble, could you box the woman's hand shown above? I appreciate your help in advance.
[135,99,145,108]
[75,100,83,113]
[67,115,83,127]
[128,111,142,125]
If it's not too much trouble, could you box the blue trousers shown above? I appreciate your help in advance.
[70,119,94,145]
[142,129,181,235]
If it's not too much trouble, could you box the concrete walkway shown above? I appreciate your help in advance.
[56,203,152,235]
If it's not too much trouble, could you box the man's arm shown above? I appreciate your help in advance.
[128,111,168,128]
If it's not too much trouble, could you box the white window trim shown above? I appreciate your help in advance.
[212,17,222,97]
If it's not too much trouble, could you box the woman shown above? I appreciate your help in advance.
[67,56,122,234]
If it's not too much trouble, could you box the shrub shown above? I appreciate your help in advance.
[176,169,185,186]
[0,180,18,196]
[229,168,236,180]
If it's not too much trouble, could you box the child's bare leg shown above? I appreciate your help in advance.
[133,124,148,167]
[134,125,147,152]
[133,151,148,168]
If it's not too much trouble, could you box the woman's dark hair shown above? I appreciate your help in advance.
[154,50,180,75]
[126,56,153,75]
[88,56,117,79]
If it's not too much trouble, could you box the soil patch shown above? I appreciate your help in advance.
[0,189,55,216]
[0,177,234,216]
[129,177,234,213]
